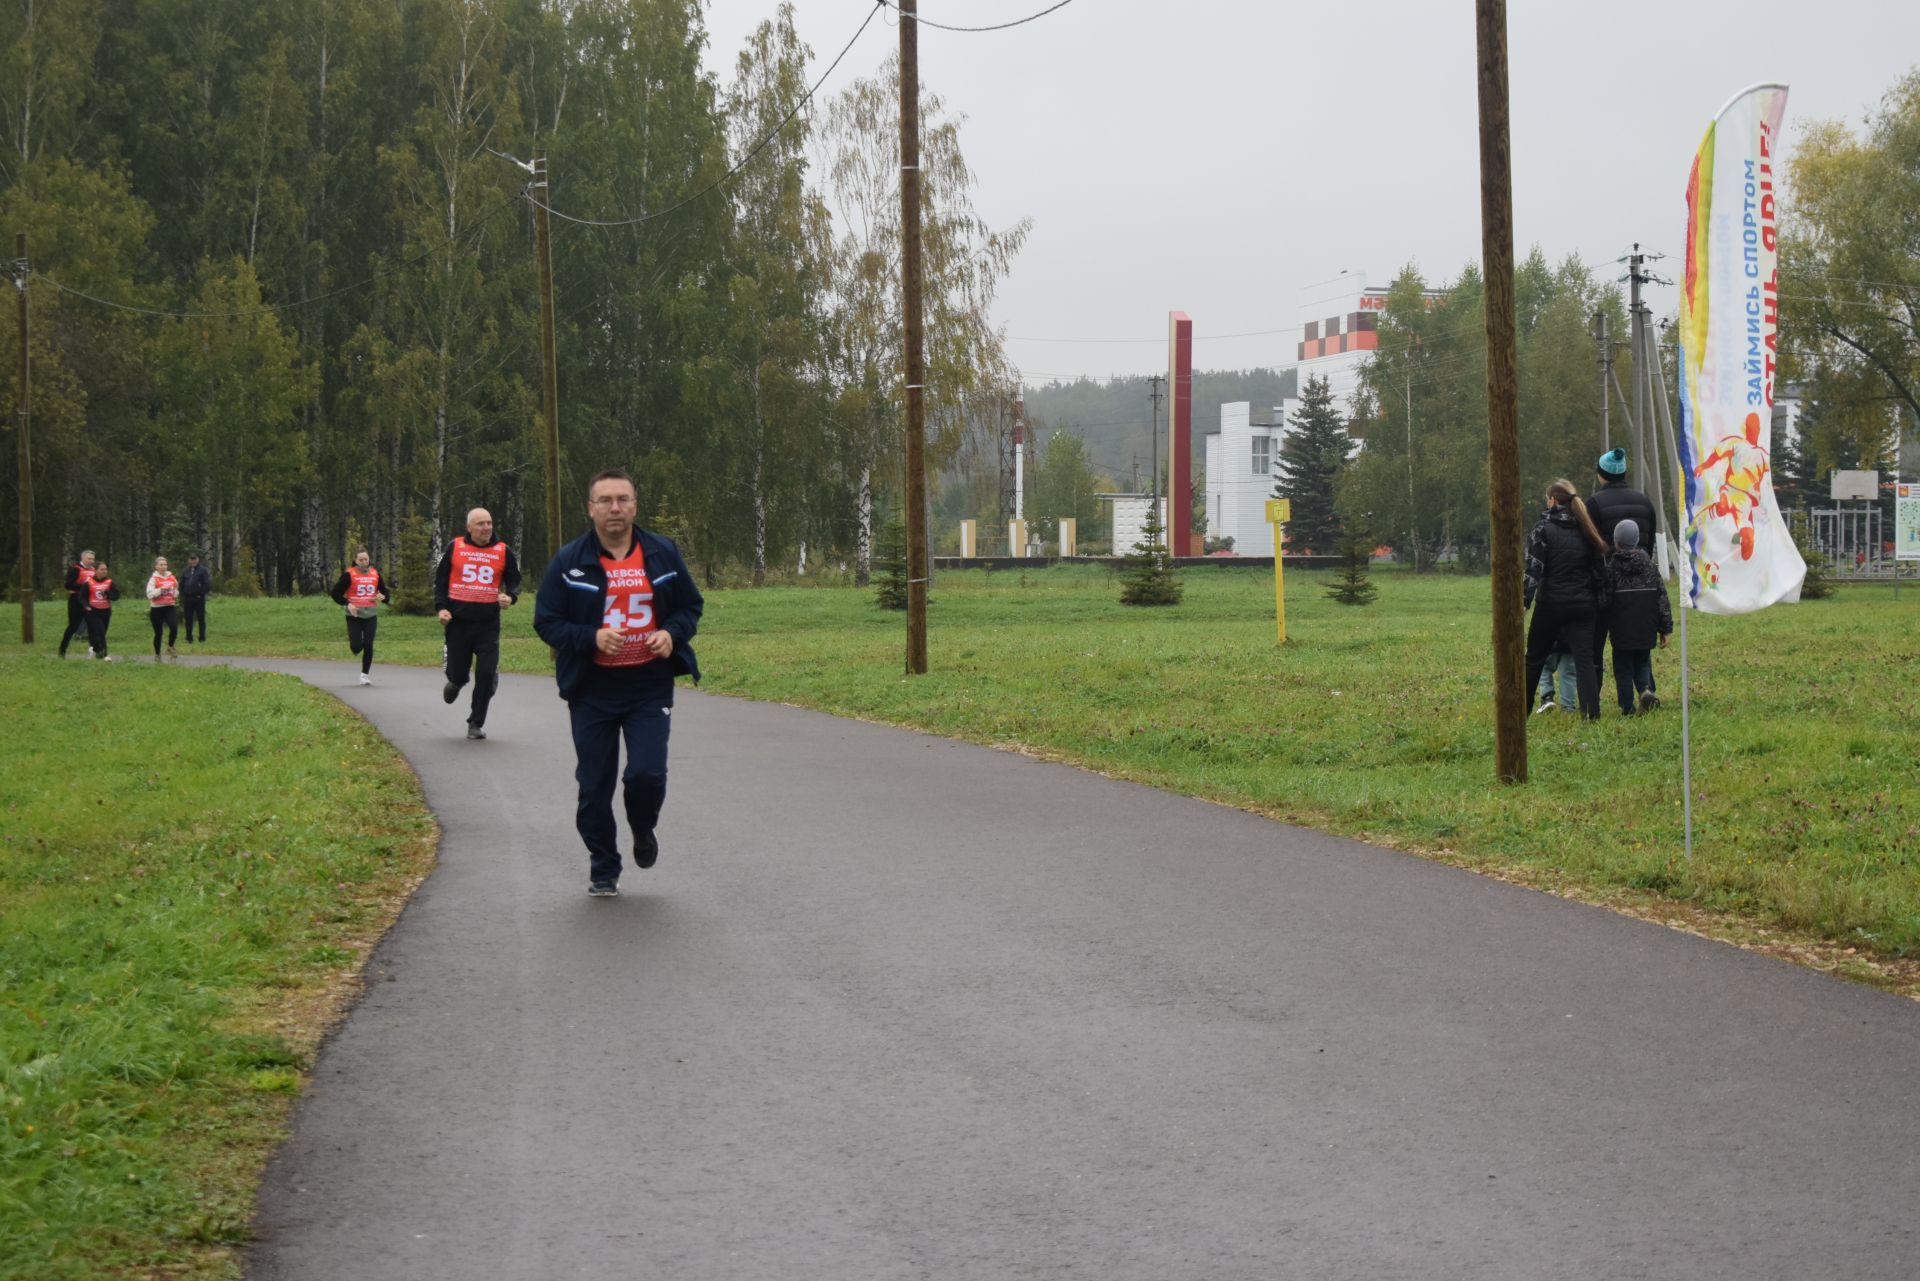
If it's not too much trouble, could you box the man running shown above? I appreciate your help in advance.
[434,508,521,739]
[534,469,703,898]
[329,546,391,685]
[179,552,212,645]
[59,549,96,658]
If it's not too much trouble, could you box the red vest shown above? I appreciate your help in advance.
[88,577,114,610]
[593,543,658,668]
[72,565,95,599]
[346,567,382,612]
[151,573,179,607]
[447,538,507,604]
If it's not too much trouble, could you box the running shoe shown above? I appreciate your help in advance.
[442,680,459,704]
[466,724,486,740]
[358,673,373,686]
[634,831,658,870]
[587,881,619,898]
[1639,691,1660,712]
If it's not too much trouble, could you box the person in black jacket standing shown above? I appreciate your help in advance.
[1588,448,1658,678]
[533,469,703,898]
[179,553,212,645]
[1523,479,1609,721]
[434,508,522,739]
[59,549,97,658]
[1601,519,1672,715]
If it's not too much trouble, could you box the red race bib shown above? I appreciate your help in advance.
[88,577,113,609]
[447,538,507,604]
[594,545,659,668]
[151,573,178,607]
[347,568,381,612]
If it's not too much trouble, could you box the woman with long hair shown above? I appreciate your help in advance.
[1522,478,1608,720]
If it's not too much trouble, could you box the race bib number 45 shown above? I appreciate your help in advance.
[596,563,658,667]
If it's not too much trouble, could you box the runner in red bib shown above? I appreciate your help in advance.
[329,546,391,684]
[60,550,96,658]
[144,556,182,659]
[533,468,704,897]
[433,508,522,739]
[83,560,120,660]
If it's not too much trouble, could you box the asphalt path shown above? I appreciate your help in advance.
[238,658,1920,1280]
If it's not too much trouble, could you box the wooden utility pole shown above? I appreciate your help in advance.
[1475,0,1527,783]
[900,0,928,674]
[532,151,563,567]
[14,233,32,644]
[1592,309,1611,452]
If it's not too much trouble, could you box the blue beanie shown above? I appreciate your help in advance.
[1598,448,1628,476]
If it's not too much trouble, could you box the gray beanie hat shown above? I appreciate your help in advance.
[1614,518,1641,549]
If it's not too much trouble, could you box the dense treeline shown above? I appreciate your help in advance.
[1,0,1023,595]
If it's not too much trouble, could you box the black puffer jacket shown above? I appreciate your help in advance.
[1604,547,1673,648]
[1523,506,1603,610]
[1588,479,1657,547]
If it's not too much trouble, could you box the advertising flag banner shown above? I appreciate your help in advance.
[1675,83,1805,613]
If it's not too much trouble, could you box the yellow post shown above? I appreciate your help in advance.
[1266,498,1291,644]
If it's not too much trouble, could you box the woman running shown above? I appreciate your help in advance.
[146,556,181,659]
[329,547,391,685]
[85,560,121,661]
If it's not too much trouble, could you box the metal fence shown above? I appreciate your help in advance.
[1795,507,1894,579]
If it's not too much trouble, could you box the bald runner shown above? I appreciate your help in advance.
[434,507,522,740]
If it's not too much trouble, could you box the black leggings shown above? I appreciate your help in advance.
[59,597,87,656]
[84,610,111,658]
[1524,601,1600,719]
[347,615,378,674]
[150,606,178,655]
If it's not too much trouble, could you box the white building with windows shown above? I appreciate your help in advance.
[1204,399,1297,554]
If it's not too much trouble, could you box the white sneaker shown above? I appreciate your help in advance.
[1533,699,1556,716]
[358,673,373,685]
[101,655,116,663]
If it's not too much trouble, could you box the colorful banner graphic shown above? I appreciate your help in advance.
[1675,83,1805,613]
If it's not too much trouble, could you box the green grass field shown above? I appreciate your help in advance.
[0,658,434,1280]
[5,566,1917,972]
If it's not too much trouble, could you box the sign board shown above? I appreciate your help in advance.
[1831,469,1879,501]
[1265,498,1291,524]
[1898,483,1920,562]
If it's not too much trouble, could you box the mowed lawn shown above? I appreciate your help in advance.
[6,565,1917,967]
[0,658,434,1280]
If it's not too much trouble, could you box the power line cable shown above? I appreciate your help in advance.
[532,0,885,230]
[881,0,1079,33]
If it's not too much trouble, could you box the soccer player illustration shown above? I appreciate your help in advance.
[1688,410,1771,587]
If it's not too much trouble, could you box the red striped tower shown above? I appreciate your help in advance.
[1167,311,1194,556]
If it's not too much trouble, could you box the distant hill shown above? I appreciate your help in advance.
[1021,368,1299,488]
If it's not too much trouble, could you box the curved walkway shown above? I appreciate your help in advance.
[241,659,1920,1280]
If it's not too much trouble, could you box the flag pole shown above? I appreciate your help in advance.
[1652,326,1694,861]
[1678,599,1694,861]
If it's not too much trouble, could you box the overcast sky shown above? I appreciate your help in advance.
[700,0,1920,382]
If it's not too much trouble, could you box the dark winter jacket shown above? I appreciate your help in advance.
[1604,548,1673,649]
[1523,506,1604,610]
[1588,479,1657,548]
[532,527,702,702]
[433,537,523,623]
[179,564,213,600]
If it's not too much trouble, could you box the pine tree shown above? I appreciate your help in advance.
[874,513,909,610]
[1119,501,1183,606]
[1791,519,1836,599]
[1326,529,1379,606]
[1274,374,1351,554]
[390,515,436,616]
